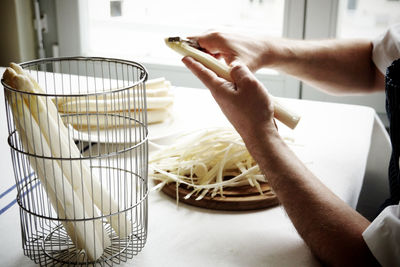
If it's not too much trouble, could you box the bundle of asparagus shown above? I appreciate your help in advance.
[3,63,134,261]
[55,77,174,129]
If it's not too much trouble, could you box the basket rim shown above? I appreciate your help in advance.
[1,56,149,97]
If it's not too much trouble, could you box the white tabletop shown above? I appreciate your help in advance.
[0,70,391,266]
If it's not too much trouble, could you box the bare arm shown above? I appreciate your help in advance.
[194,32,385,94]
[248,128,378,266]
[182,56,379,266]
[267,38,384,94]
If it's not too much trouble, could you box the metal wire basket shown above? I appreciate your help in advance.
[2,57,149,266]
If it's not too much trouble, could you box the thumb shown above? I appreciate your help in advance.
[230,61,259,90]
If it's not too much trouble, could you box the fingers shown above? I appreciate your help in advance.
[189,32,237,66]
[183,55,263,98]
[182,56,229,93]
[189,31,227,55]
[187,35,223,59]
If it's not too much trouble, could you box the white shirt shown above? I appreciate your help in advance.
[363,23,400,267]
[372,24,400,75]
[363,202,400,267]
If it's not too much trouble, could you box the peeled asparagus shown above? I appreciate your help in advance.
[11,95,108,260]
[4,64,134,259]
[138,86,170,97]
[165,37,301,129]
[146,77,171,90]
[4,68,109,261]
[165,39,232,81]
[13,65,133,238]
[56,95,174,114]
[54,78,171,108]
[63,108,171,129]
[53,76,173,129]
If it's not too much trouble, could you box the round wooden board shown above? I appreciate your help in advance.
[158,182,279,211]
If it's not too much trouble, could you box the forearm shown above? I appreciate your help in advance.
[260,38,384,94]
[243,129,378,266]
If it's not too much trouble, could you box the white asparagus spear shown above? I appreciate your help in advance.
[5,82,108,261]
[10,63,47,94]
[6,66,111,244]
[7,65,133,238]
[63,108,171,129]
[52,78,171,107]
[57,95,174,114]
[138,86,170,97]
[146,77,169,89]
[12,106,83,252]
[54,86,170,107]
[165,38,232,81]
[164,37,301,129]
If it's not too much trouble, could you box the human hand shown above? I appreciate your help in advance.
[182,56,278,145]
[189,31,274,72]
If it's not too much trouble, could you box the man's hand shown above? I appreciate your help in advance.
[182,56,278,146]
[189,31,275,72]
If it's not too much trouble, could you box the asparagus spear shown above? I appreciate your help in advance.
[10,64,134,238]
[4,67,110,261]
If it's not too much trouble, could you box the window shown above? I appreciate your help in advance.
[56,0,396,116]
[337,0,400,39]
[54,0,299,97]
[86,0,285,65]
[301,0,398,119]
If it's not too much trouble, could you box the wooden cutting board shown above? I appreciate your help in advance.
[159,182,279,211]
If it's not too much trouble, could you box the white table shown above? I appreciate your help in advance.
[0,71,391,266]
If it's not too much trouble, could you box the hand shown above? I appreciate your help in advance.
[182,56,278,145]
[189,31,274,72]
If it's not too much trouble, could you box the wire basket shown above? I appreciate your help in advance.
[2,57,149,266]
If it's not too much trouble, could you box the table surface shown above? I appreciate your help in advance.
[0,67,391,266]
